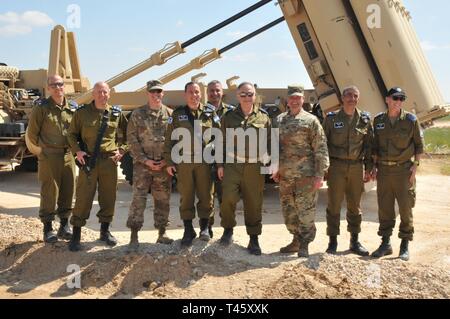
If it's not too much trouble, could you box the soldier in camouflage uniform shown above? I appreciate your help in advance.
[371,87,424,261]
[126,80,174,251]
[273,85,329,258]
[206,80,234,238]
[322,86,374,256]
[163,82,220,247]
[67,82,128,252]
[26,75,76,243]
[217,82,272,256]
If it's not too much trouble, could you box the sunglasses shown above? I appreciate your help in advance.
[49,82,64,88]
[148,89,163,94]
[239,92,255,98]
[392,96,406,102]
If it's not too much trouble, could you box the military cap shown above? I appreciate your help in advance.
[288,85,304,97]
[386,87,406,98]
[147,80,164,92]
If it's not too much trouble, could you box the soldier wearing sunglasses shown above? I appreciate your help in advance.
[371,87,424,261]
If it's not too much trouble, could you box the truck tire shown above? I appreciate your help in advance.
[120,152,133,185]
[0,66,19,80]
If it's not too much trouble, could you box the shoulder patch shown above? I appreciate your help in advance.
[327,111,337,117]
[406,113,417,122]
[259,108,269,115]
[68,100,79,111]
[35,97,49,107]
[225,103,235,111]
[167,117,173,124]
[375,112,385,119]
[360,111,371,124]
[111,105,122,117]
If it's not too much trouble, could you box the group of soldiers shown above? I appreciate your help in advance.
[26,75,424,261]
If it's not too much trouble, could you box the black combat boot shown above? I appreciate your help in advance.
[280,236,300,254]
[208,225,214,239]
[127,229,139,252]
[399,239,410,261]
[219,228,233,246]
[349,233,369,256]
[298,241,309,258]
[43,222,57,243]
[326,236,338,254]
[69,226,82,252]
[156,227,174,245]
[57,218,73,240]
[180,220,197,247]
[100,222,118,247]
[199,218,211,242]
[371,236,393,258]
[247,235,262,256]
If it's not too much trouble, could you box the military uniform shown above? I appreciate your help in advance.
[276,110,329,244]
[163,104,219,222]
[373,109,424,240]
[67,102,128,227]
[323,108,373,236]
[219,104,271,236]
[26,97,77,223]
[126,104,172,231]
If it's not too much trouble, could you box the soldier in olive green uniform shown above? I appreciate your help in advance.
[126,80,174,251]
[322,86,373,256]
[217,82,271,256]
[273,85,329,258]
[206,80,235,238]
[67,82,128,252]
[26,75,76,243]
[371,87,424,261]
[163,82,220,247]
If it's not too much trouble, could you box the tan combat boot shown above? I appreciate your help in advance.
[156,227,174,245]
[127,229,139,253]
[280,236,300,254]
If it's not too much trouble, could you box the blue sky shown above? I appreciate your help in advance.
[1,0,450,101]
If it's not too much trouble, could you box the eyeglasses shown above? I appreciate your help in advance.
[392,96,406,102]
[148,89,163,94]
[239,92,255,98]
[49,82,64,88]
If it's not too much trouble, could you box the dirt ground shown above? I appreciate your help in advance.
[0,158,449,299]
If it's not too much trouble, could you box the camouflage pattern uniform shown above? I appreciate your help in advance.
[26,97,78,223]
[373,109,424,240]
[67,102,128,227]
[276,109,329,244]
[322,108,373,236]
[126,104,173,231]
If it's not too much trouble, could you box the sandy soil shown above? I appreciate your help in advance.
[0,158,449,299]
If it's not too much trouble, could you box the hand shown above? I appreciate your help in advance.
[145,159,163,171]
[409,164,417,184]
[363,170,371,183]
[217,167,224,181]
[110,149,124,164]
[166,166,176,177]
[76,151,88,165]
[371,167,378,181]
[312,177,323,191]
[271,171,280,183]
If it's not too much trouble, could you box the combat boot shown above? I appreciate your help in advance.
[280,236,300,254]
[326,236,338,254]
[180,220,197,248]
[156,227,174,245]
[43,222,57,243]
[247,235,262,256]
[371,236,393,258]
[399,239,410,261]
[219,228,233,246]
[298,241,309,258]
[69,226,82,252]
[208,226,214,239]
[127,229,139,252]
[199,218,211,242]
[100,222,118,247]
[349,233,369,256]
[57,218,73,240]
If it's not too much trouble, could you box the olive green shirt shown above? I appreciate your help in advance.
[323,108,374,171]
[163,104,220,166]
[27,97,77,154]
[67,102,128,155]
[219,104,271,166]
[127,104,172,164]
[373,109,424,162]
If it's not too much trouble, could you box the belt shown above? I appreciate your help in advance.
[87,152,114,159]
[378,160,410,166]
[330,157,362,164]
[44,146,70,154]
